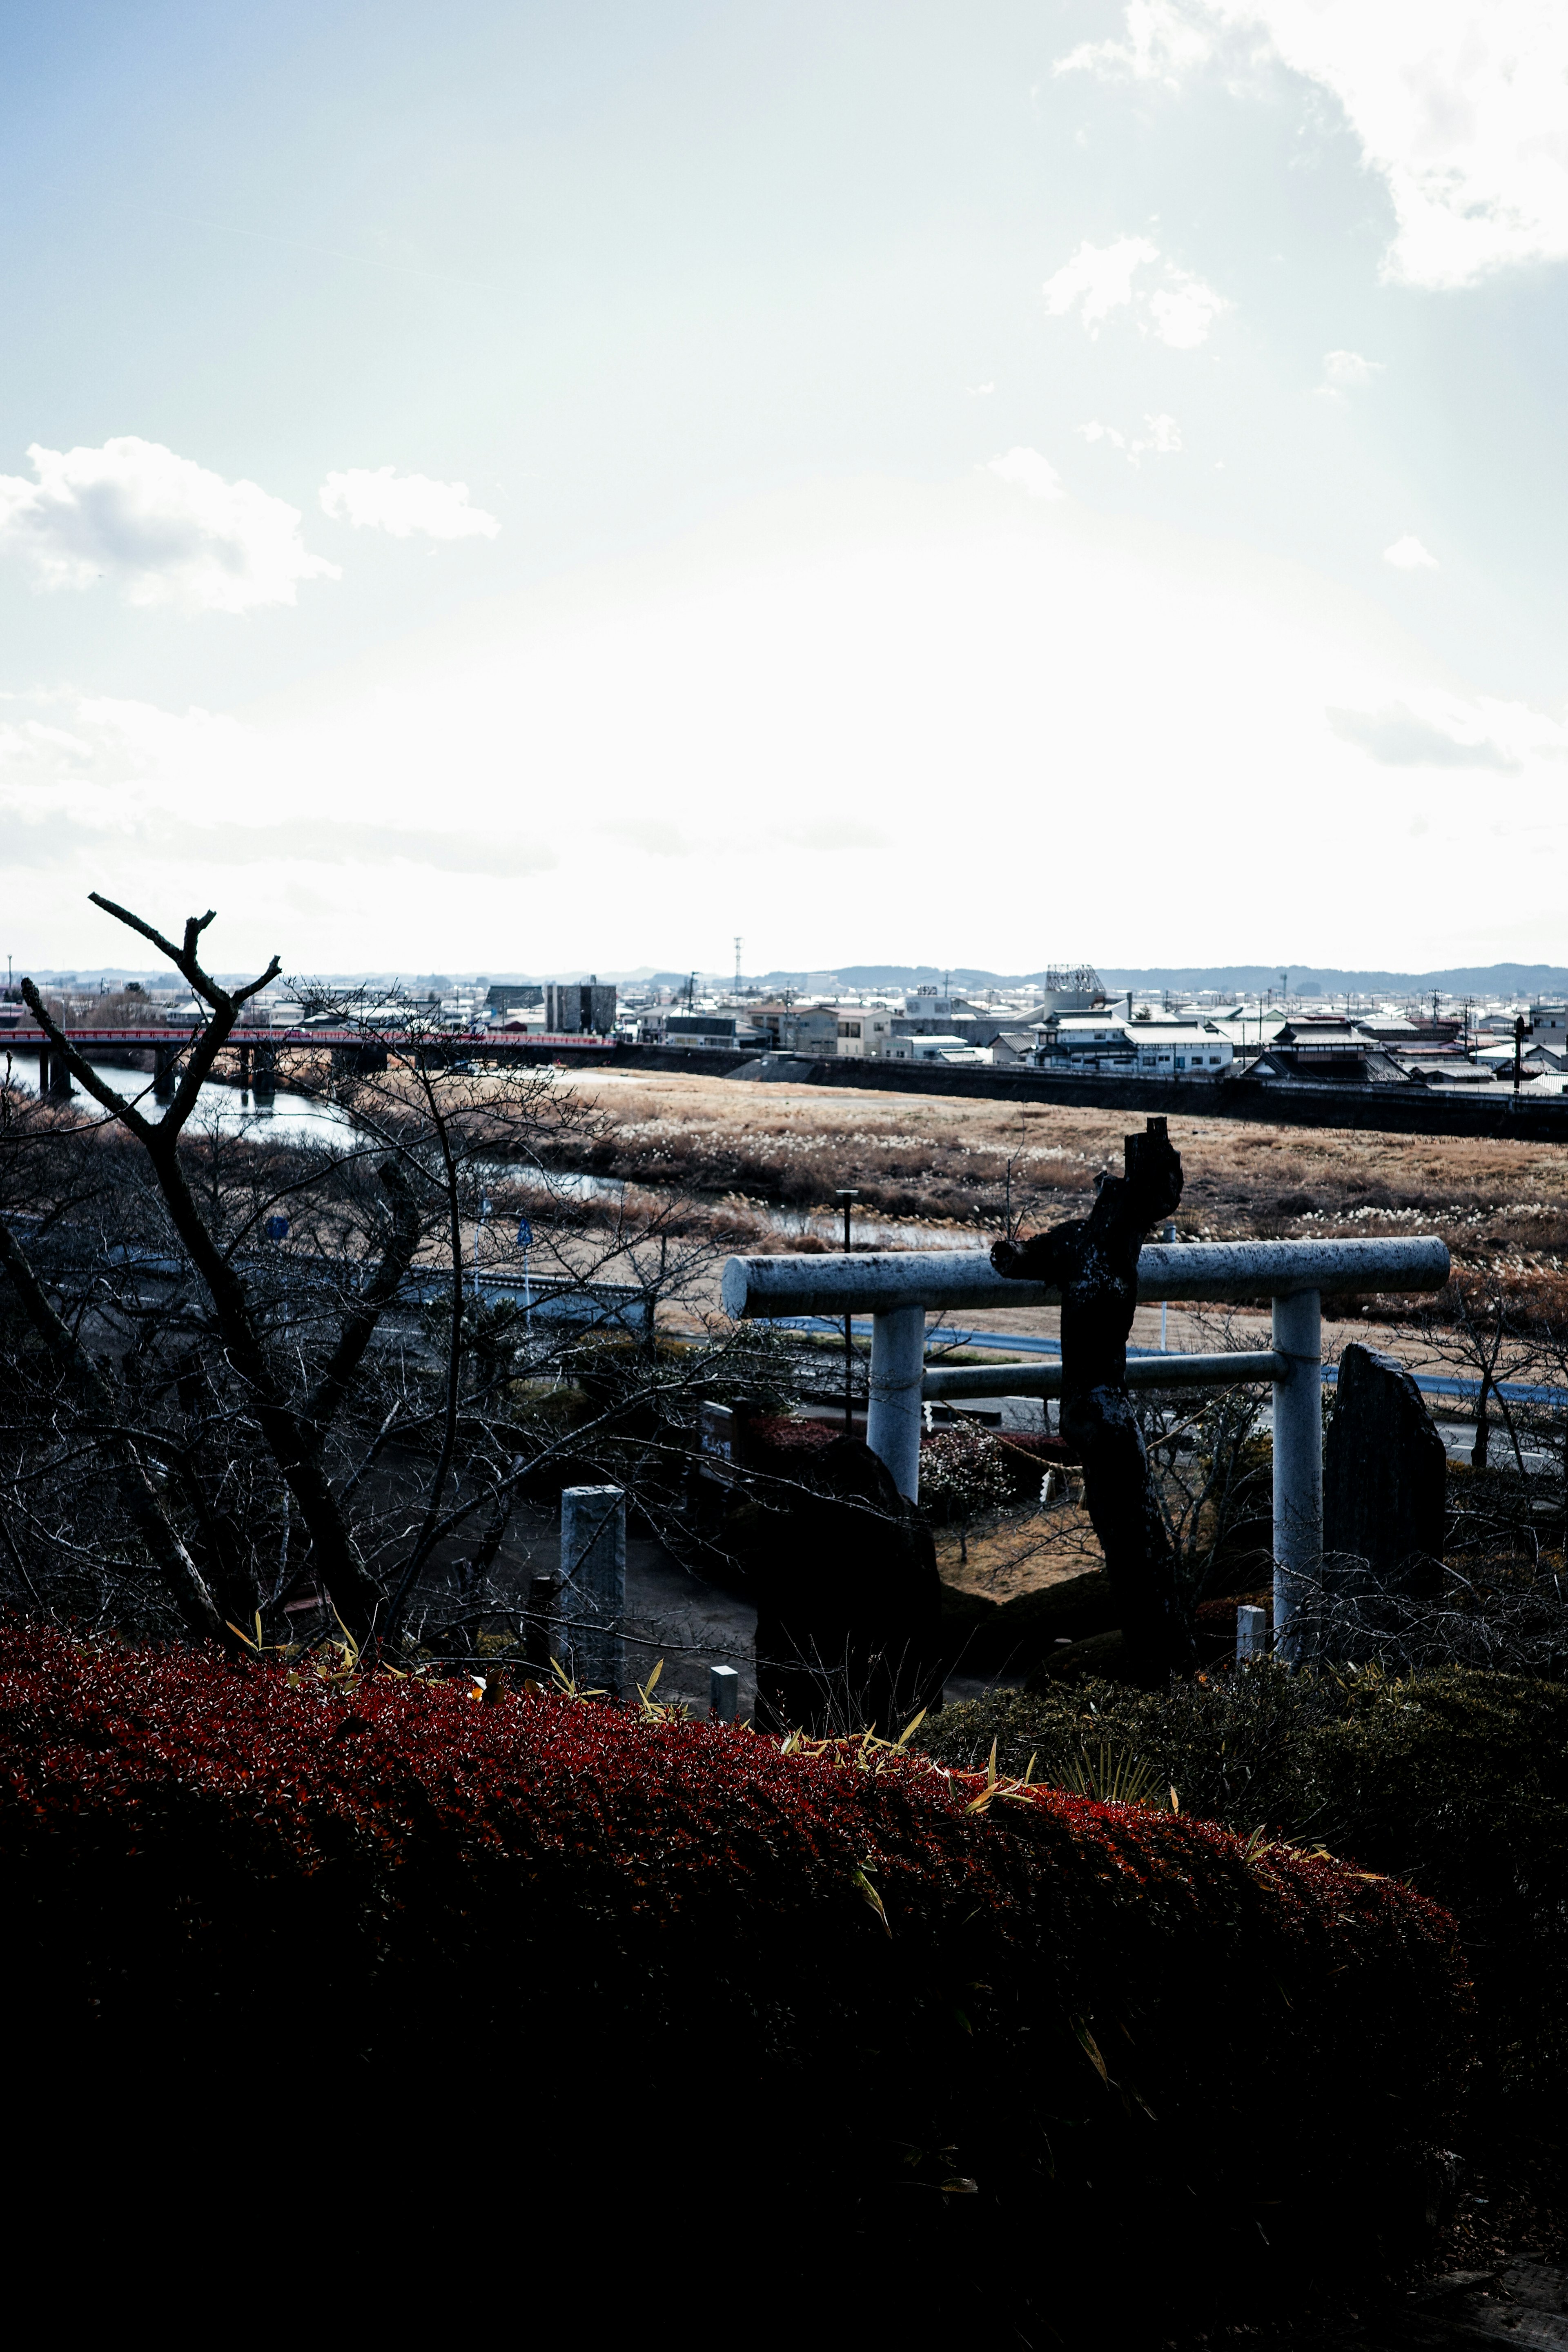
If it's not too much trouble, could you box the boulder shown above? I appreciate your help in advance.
[1322,1343,1446,1626]
[751,1437,944,1736]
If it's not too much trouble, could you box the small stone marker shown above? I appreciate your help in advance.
[699,1401,735,1461]
[710,1663,740,1721]
[523,1573,557,1678]
[559,1486,626,1695]
[1323,1343,1446,1603]
[1235,1604,1267,1662]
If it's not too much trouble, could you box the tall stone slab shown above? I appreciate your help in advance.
[1322,1343,1446,1621]
[559,1485,626,1695]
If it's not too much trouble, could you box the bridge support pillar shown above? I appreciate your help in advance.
[238,1044,251,1089]
[253,1047,276,1098]
[153,1043,178,1100]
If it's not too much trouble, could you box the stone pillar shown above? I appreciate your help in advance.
[523,1572,557,1679]
[710,1663,740,1721]
[559,1486,626,1695]
[866,1304,925,1501]
[1236,1603,1267,1662]
[1271,1289,1322,1665]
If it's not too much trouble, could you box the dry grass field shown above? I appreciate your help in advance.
[557,1067,1568,1314]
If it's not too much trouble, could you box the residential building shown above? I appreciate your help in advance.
[988,1030,1038,1067]
[487,984,542,1015]
[832,1008,900,1058]
[1401,1057,1495,1087]
[656,1013,742,1051]
[1238,1046,1419,1089]
[750,1004,842,1056]
[1035,1016,1136,1072]
[892,987,982,1036]
[909,1034,988,1065]
[545,979,617,1034]
[1127,1026,1234,1078]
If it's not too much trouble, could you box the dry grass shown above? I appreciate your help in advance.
[935,1503,1099,1599]
[555,1069,1568,1323]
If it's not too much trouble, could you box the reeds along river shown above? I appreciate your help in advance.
[9,1057,978,1250]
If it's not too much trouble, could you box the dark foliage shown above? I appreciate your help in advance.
[0,1619,1470,2330]
[917,1662,1568,2108]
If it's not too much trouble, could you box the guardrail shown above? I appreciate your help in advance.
[722,1237,1451,1662]
[96,1239,652,1336]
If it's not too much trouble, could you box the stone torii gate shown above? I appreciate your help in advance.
[721,1233,1450,1660]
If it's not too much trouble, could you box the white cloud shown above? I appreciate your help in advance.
[1329,705,1510,769]
[965,382,996,397]
[1079,414,1184,464]
[1148,273,1230,347]
[1328,690,1568,769]
[1384,534,1439,570]
[1058,0,1223,85]
[7,474,1566,972]
[1323,349,1383,389]
[319,466,501,541]
[1043,236,1159,333]
[1042,236,1228,345]
[985,448,1065,499]
[1059,3,1568,290]
[0,438,337,612]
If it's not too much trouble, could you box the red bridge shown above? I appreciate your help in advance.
[0,1026,616,1051]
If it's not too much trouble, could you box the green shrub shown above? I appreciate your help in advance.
[915,1663,1568,2103]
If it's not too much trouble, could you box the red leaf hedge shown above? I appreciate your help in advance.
[0,1620,1469,2320]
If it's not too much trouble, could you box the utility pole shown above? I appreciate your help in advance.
[1514,1013,1526,1098]
[733,936,742,1001]
[837,1189,860,1435]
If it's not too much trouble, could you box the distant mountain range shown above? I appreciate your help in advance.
[1096,964,1568,996]
[741,963,1568,996]
[22,959,1568,1000]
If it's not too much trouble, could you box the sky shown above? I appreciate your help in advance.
[3,0,1568,982]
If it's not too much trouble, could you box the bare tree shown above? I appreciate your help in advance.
[0,897,777,1658]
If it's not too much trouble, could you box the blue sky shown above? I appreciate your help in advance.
[3,2,1566,977]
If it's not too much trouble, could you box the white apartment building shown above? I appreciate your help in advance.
[1130,1025,1234,1077]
